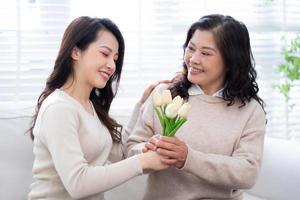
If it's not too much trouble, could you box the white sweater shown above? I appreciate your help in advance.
[28,89,142,200]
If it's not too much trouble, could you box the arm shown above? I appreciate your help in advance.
[156,104,266,189]
[126,85,165,156]
[109,81,167,161]
[40,103,147,199]
[108,101,143,162]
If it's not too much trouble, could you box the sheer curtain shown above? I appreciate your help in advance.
[0,0,299,140]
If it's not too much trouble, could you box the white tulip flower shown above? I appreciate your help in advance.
[178,103,191,118]
[172,96,183,109]
[153,90,191,137]
[161,89,172,105]
[165,103,179,118]
[153,91,163,106]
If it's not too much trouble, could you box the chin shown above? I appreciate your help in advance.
[94,81,107,89]
[187,74,199,85]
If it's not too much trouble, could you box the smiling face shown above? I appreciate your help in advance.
[72,30,119,89]
[184,30,226,95]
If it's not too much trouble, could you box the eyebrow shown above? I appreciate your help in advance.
[189,41,217,52]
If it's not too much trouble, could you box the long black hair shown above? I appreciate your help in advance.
[29,16,125,142]
[170,14,264,109]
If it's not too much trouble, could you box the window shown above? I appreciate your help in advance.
[0,0,299,140]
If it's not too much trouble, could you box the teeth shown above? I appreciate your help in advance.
[190,67,203,73]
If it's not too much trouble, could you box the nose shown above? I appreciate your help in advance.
[107,58,116,73]
[189,51,201,65]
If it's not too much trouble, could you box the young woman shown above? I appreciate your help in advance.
[127,14,266,200]
[28,16,168,200]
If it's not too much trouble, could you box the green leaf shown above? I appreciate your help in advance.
[154,107,165,133]
[276,35,300,102]
[276,83,291,102]
[164,116,172,136]
[168,118,187,136]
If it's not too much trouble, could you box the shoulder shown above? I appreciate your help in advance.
[39,91,79,120]
[246,99,265,115]
[34,91,81,140]
[241,99,266,125]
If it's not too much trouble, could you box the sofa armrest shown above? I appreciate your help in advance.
[247,137,300,200]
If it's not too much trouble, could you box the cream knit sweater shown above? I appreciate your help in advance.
[127,84,266,200]
[28,89,143,200]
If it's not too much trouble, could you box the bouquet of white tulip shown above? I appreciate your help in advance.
[153,89,191,136]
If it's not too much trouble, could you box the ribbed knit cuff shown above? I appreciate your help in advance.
[180,145,203,173]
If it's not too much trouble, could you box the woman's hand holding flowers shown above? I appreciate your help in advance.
[143,135,188,169]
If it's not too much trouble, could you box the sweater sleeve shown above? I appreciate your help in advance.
[127,91,159,157]
[181,103,266,189]
[40,103,143,199]
[108,102,143,162]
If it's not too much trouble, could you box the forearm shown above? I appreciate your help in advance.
[126,121,152,157]
[109,101,144,161]
[125,102,143,135]
[182,147,261,189]
[182,129,265,189]
[62,155,142,199]
[126,103,157,157]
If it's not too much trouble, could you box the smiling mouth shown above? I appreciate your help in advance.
[98,71,111,80]
[189,67,204,74]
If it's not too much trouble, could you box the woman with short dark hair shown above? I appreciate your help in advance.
[127,14,266,200]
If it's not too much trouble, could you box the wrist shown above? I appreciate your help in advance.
[138,153,148,170]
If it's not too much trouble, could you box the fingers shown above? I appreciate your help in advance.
[155,137,188,166]
[159,136,180,144]
[157,147,179,158]
[142,135,188,169]
[145,141,157,151]
[157,79,172,84]
[143,135,187,168]
[156,140,180,152]
[143,134,160,152]
[142,147,148,153]
[143,150,170,170]
[154,136,182,153]
[159,136,181,145]
[158,147,187,169]
[160,157,177,165]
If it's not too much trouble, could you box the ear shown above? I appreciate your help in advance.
[71,46,81,60]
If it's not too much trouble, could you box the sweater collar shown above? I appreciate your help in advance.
[188,84,223,98]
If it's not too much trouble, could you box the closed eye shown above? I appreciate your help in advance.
[101,52,109,57]
[202,51,211,56]
[186,46,195,51]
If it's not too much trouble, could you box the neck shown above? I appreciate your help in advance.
[61,76,93,105]
[200,86,221,96]
[200,81,224,96]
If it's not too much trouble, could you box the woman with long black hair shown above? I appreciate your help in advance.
[28,16,168,199]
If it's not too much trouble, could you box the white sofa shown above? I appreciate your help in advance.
[1,113,299,200]
[246,137,300,200]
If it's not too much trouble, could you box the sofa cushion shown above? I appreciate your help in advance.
[0,117,34,200]
[243,193,266,200]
